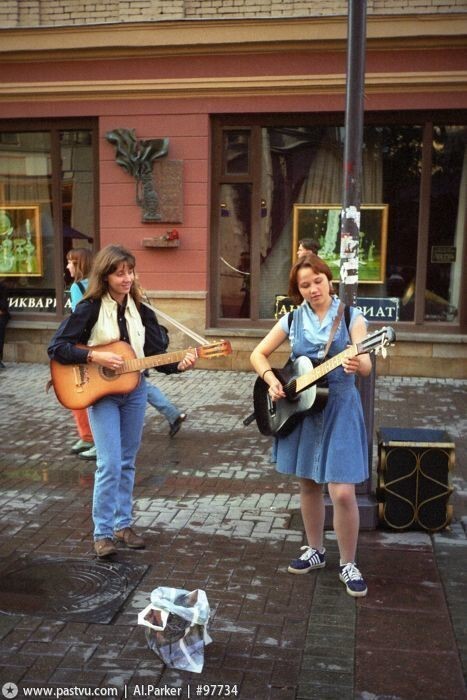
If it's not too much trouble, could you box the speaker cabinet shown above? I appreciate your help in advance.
[377,427,455,532]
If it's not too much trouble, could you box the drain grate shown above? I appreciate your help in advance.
[0,556,147,624]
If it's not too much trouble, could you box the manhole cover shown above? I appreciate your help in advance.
[0,556,147,624]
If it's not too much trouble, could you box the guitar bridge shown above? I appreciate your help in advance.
[72,365,89,393]
[267,395,276,417]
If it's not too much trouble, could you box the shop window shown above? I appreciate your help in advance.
[425,125,466,322]
[222,130,250,175]
[0,131,53,310]
[60,128,95,269]
[375,125,422,322]
[212,116,466,330]
[258,126,329,319]
[218,183,252,318]
[0,123,96,316]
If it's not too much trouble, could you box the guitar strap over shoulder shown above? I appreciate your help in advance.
[344,304,351,332]
[288,304,350,334]
[322,301,345,359]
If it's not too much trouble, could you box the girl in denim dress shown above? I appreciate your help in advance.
[250,254,372,597]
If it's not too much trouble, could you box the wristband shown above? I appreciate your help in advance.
[262,368,274,380]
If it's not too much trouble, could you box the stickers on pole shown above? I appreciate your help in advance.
[340,206,360,285]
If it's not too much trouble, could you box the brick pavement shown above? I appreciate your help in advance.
[0,363,466,700]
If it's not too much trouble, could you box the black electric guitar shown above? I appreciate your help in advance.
[253,326,396,437]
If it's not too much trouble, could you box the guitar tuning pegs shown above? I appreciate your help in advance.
[374,336,389,359]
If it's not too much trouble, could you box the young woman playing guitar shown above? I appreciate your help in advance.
[250,254,372,597]
[48,244,197,558]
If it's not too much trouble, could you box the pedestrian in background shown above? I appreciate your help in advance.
[66,247,97,460]
[250,253,371,597]
[297,237,320,258]
[146,382,187,437]
[136,282,188,438]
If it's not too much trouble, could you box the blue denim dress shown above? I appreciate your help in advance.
[274,299,369,484]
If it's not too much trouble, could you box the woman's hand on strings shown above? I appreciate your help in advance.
[267,377,286,402]
[92,351,124,370]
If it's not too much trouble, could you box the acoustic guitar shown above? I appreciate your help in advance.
[50,339,232,409]
[253,326,395,437]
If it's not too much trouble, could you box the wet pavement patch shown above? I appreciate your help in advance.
[0,556,147,624]
[137,473,170,487]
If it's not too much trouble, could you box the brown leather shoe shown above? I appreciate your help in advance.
[94,538,117,558]
[114,527,145,549]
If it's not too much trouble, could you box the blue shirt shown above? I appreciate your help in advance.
[279,297,364,360]
[69,278,88,312]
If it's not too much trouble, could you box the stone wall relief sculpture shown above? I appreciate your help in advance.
[105,128,170,223]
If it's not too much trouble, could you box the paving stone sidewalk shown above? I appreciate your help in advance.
[0,363,466,700]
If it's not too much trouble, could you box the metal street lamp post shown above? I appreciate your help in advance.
[339,0,377,528]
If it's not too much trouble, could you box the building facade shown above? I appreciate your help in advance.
[0,1,466,376]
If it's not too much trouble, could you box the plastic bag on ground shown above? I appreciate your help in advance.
[138,586,212,673]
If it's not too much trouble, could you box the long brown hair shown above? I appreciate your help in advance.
[288,253,333,304]
[84,244,143,305]
[66,247,93,281]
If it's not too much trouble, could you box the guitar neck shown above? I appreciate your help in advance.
[295,345,357,393]
[121,348,196,374]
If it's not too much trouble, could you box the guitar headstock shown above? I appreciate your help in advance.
[356,326,396,358]
[197,340,233,359]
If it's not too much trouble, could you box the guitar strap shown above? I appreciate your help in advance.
[322,301,346,360]
[151,304,210,345]
[141,291,210,346]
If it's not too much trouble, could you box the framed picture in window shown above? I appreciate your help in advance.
[293,204,389,284]
[0,205,43,276]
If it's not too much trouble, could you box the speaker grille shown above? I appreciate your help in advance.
[377,429,455,532]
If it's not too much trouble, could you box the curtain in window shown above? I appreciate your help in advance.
[258,127,383,317]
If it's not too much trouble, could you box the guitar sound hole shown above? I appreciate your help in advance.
[100,367,118,380]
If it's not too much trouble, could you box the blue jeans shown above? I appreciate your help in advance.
[146,382,180,425]
[88,376,147,540]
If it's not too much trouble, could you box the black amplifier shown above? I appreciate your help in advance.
[377,427,455,531]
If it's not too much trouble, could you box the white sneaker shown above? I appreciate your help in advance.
[288,546,326,574]
[339,562,368,597]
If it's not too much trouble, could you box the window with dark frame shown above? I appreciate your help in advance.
[0,121,97,318]
[211,116,466,331]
